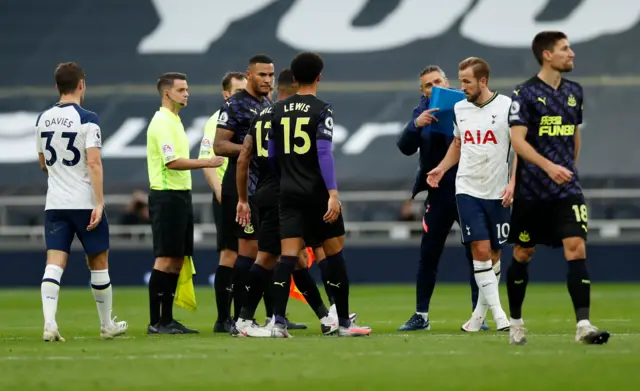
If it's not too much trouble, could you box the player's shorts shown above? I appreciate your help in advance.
[456,194,510,250]
[212,194,224,252]
[257,204,280,256]
[220,192,259,252]
[148,190,194,258]
[44,209,109,255]
[508,194,588,248]
[279,195,345,248]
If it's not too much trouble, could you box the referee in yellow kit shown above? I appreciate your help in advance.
[146,72,223,335]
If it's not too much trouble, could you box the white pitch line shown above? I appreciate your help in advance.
[0,349,635,362]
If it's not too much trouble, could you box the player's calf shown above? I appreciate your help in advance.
[41,250,67,341]
[88,251,128,338]
[506,246,533,327]
[471,241,508,326]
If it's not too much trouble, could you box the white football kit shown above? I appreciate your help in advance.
[35,102,102,210]
[453,93,512,333]
[453,93,512,200]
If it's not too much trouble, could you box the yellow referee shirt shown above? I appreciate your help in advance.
[198,109,228,181]
[146,107,192,190]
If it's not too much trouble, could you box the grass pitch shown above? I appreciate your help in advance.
[1,284,639,391]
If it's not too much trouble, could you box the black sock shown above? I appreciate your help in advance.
[272,256,297,324]
[317,258,335,305]
[263,273,274,318]
[506,258,529,320]
[148,269,165,325]
[293,268,329,319]
[239,264,272,321]
[161,272,179,324]
[323,251,350,327]
[567,259,591,322]
[232,256,255,321]
[214,265,234,322]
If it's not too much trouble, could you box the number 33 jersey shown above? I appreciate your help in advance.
[453,93,512,200]
[270,94,334,198]
[35,102,102,210]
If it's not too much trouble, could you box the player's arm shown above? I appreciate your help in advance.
[213,104,242,157]
[510,153,518,184]
[574,126,581,166]
[199,117,223,202]
[317,106,341,222]
[437,136,462,173]
[151,123,221,170]
[508,91,572,184]
[236,134,253,203]
[85,124,105,207]
[34,120,48,173]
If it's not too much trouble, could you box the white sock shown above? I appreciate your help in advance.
[41,264,64,326]
[577,319,591,328]
[510,317,524,326]
[473,260,505,317]
[91,269,113,327]
[416,312,428,321]
[493,261,501,281]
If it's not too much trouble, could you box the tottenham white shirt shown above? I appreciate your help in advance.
[35,103,102,210]
[453,93,512,200]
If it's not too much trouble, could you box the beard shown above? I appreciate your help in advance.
[553,62,574,73]
[466,90,481,103]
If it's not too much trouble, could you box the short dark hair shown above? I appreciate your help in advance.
[249,54,274,66]
[221,72,246,91]
[290,52,324,85]
[419,65,445,78]
[156,72,187,94]
[532,31,568,65]
[458,57,491,81]
[277,68,295,87]
[55,62,85,95]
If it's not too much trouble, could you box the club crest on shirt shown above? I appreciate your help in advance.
[567,95,577,107]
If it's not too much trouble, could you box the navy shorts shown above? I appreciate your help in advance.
[456,194,510,250]
[44,209,109,255]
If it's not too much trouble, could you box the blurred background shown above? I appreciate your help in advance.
[1,0,639,286]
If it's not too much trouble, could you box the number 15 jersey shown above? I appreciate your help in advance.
[35,102,102,210]
[453,93,512,200]
[269,94,334,199]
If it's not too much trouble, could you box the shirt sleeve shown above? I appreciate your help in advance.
[316,104,334,142]
[149,118,179,165]
[84,122,102,149]
[34,112,44,153]
[199,112,218,159]
[452,108,460,137]
[217,98,240,132]
[508,87,531,127]
[577,84,584,126]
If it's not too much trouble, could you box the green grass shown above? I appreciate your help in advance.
[1,284,639,391]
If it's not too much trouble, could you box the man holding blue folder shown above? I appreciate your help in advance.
[396,65,483,331]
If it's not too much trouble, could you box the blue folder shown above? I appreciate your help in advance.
[426,86,466,136]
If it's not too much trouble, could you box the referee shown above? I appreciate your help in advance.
[146,72,223,335]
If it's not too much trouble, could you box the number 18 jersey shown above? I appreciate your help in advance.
[35,102,102,210]
[270,94,334,198]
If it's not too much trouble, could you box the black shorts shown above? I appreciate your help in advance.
[219,192,259,252]
[279,195,345,248]
[258,204,280,256]
[212,194,224,252]
[508,194,588,248]
[149,190,194,258]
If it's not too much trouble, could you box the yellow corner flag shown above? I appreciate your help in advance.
[174,256,197,311]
